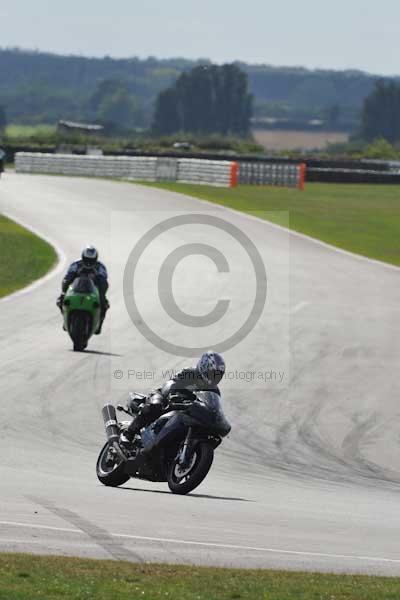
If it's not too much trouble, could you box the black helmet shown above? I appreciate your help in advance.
[197,351,226,386]
[81,245,98,267]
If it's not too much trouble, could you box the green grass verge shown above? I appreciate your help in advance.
[5,124,56,138]
[144,182,400,266]
[0,553,399,599]
[0,215,57,297]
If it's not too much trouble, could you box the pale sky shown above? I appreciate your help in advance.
[2,0,400,75]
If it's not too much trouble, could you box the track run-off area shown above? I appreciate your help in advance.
[0,173,399,576]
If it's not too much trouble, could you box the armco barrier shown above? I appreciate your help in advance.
[15,153,238,188]
[306,168,400,184]
[238,161,306,189]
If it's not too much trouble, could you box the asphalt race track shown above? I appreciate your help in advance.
[1,173,400,575]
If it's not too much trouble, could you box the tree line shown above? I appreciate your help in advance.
[1,48,400,144]
[0,48,385,131]
[0,62,253,137]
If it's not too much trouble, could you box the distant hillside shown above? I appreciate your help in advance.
[0,48,390,132]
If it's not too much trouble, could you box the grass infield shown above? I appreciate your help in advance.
[144,182,400,267]
[5,124,56,138]
[0,554,399,599]
[0,214,57,297]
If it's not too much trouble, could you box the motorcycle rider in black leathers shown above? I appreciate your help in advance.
[57,245,109,334]
[119,351,226,452]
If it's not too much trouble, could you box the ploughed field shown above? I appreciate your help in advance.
[253,128,349,151]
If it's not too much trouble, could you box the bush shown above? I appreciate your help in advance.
[2,127,265,163]
[362,137,400,160]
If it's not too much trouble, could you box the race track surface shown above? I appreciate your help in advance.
[1,173,399,575]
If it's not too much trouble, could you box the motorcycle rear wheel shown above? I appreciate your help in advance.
[167,442,214,495]
[96,442,130,487]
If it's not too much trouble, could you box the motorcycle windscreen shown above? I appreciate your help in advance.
[71,276,97,295]
[195,391,231,437]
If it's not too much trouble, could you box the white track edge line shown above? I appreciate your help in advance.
[159,187,400,273]
[1,521,399,564]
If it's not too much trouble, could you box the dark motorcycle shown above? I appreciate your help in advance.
[96,391,231,495]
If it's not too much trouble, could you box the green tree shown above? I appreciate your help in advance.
[153,88,181,134]
[88,78,123,118]
[361,79,400,143]
[323,104,341,129]
[216,64,253,136]
[363,137,399,159]
[98,88,135,131]
[88,79,135,132]
[0,105,6,134]
[153,63,252,136]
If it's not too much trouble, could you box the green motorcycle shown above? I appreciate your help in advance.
[62,269,102,351]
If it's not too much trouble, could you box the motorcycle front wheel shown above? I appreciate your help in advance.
[70,312,89,351]
[96,442,130,487]
[167,442,214,495]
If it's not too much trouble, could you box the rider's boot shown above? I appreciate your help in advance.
[118,415,140,453]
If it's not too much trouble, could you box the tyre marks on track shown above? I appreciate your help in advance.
[27,496,143,563]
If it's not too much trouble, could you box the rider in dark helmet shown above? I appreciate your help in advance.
[120,351,226,450]
[57,245,109,334]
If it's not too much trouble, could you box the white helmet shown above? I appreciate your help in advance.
[81,245,98,266]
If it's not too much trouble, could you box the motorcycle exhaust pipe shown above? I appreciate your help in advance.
[102,404,119,444]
